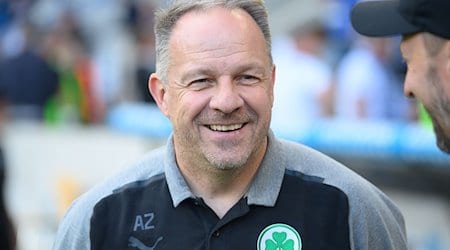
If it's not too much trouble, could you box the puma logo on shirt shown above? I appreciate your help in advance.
[128,236,163,250]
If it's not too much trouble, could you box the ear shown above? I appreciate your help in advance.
[446,41,450,75]
[148,73,170,117]
[270,64,276,106]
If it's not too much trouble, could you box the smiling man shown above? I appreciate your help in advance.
[351,0,450,153]
[53,1,407,249]
[149,6,275,218]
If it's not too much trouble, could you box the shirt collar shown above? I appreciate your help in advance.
[164,135,195,207]
[245,130,285,206]
[165,130,285,207]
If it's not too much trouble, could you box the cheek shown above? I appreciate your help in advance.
[406,66,427,92]
[242,87,273,115]
[169,91,210,122]
[436,67,450,98]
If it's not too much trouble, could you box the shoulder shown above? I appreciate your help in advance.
[276,138,345,172]
[53,146,167,249]
[277,138,399,211]
[275,138,407,249]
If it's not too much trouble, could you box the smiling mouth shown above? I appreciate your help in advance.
[207,124,244,132]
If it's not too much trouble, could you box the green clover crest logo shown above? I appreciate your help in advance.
[265,231,294,250]
[257,223,301,250]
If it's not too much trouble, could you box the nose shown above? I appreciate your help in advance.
[209,78,244,113]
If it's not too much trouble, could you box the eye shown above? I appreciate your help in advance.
[400,60,408,75]
[191,78,209,84]
[237,75,260,85]
[189,78,213,90]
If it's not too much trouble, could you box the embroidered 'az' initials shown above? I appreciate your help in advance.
[133,213,155,231]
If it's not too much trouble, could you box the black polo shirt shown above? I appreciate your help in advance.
[53,132,407,250]
[90,169,350,249]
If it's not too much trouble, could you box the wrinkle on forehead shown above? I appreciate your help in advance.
[183,42,247,59]
[170,44,252,76]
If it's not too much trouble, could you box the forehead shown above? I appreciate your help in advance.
[170,7,265,52]
[168,7,269,71]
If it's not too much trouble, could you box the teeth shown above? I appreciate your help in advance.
[209,124,243,132]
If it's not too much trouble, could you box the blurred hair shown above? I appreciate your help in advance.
[423,32,447,57]
[153,0,272,82]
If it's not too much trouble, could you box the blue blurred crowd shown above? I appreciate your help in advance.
[0,0,423,128]
[0,0,157,124]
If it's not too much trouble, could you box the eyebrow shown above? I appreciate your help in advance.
[179,68,215,84]
[180,62,268,82]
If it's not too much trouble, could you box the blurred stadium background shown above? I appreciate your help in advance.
[0,0,449,249]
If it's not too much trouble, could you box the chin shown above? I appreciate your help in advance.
[205,152,248,170]
[433,122,450,154]
[436,134,450,154]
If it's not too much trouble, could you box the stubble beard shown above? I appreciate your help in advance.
[174,111,270,171]
[426,66,450,153]
[202,128,268,171]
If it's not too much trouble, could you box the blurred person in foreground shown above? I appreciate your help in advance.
[53,1,407,249]
[0,89,15,250]
[0,151,15,250]
[351,0,450,153]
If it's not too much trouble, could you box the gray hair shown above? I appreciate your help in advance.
[154,0,273,82]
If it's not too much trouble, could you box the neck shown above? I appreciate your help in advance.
[184,161,260,218]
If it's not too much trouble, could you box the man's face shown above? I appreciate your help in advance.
[157,7,275,170]
[401,34,450,153]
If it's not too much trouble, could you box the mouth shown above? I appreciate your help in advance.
[207,123,245,132]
